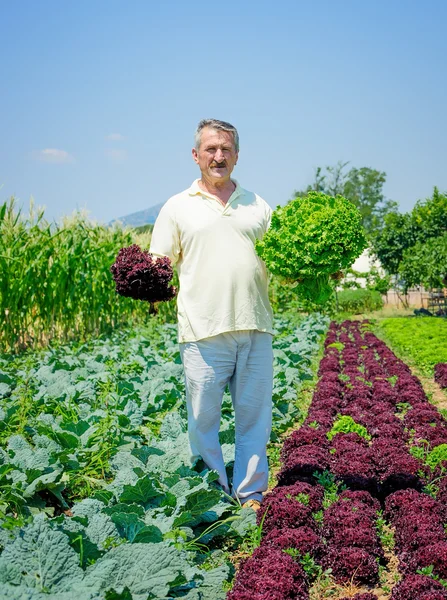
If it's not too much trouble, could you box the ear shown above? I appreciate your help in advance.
[192,147,199,165]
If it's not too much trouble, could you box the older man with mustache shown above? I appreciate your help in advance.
[150,119,273,510]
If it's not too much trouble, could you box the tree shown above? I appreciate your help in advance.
[292,162,397,236]
[373,187,447,276]
[372,211,416,275]
[399,233,447,291]
[343,167,398,234]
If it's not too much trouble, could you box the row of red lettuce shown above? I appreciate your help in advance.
[227,320,447,600]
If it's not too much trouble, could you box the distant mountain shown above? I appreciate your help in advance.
[111,202,165,227]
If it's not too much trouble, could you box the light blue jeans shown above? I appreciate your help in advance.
[180,330,273,502]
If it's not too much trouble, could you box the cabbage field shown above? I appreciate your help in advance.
[0,314,329,599]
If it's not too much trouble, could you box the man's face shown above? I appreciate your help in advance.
[192,127,238,183]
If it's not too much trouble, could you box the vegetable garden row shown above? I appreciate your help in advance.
[0,314,328,599]
[229,320,447,600]
[1,314,446,598]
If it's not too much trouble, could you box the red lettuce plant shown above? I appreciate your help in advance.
[322,546,379,584]
[404,542,447,579]
[434,363,447,389]
[394,517,446,554]
[263,526,323,558]
[110,244,177,303]
[280,427,329,463]
[227,546,309,600]
[384,489,442,521]
[256,493,316,535]
[261,481,324,513]
[278,445,331,485]
[390,574,447,599]
[436,476,447,521]
[339,489,381,511]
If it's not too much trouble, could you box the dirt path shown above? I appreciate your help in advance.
[413,368,447,412]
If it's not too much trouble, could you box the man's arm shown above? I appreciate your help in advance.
[150,203,181,265]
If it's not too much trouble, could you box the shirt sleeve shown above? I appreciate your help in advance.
[149,202,181,266]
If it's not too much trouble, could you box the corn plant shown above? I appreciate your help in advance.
[0,198,176,352]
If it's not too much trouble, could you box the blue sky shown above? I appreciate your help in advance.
[1,0,446,223]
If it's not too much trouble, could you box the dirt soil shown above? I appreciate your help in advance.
[416,369,447,411]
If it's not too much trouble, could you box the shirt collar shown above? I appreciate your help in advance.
[188,178,243,201]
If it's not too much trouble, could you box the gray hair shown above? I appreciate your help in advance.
[194,119,239,152]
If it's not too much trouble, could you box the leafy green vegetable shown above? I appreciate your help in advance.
[426,444,447,470]
[327,415,371,441]
[0,314,329,598]
[377,318,447,375]
[256,191,367,303]
[0,515,84,592]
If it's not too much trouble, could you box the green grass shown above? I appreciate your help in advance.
[376,316,447,374]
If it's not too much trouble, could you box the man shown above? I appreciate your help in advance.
[150,119,273,509]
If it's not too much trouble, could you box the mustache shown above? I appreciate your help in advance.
[211,162,226,167]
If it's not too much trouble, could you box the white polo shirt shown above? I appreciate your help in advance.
[150,179,274,343]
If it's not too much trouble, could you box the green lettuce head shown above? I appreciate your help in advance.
[256,191,367,304]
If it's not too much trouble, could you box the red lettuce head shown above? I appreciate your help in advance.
[390,574,447,599]
[110,244,177,302]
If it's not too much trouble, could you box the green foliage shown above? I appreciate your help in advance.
[292,161,397,235]
[268,273,314,314]
[377,317,447,374]
[336,288,384,314]
[327,342,344,351]
[343,166,396,234]
[286,492,310,505]
[399,233,447,291]
[0,314,329,597]
[133,223,154,235]
[282,550,327,582]
[340,266,390,293]
[300,552,325,580]
[313,470,342,509]
[0,198,177,352]
[373,187,447,276]
[376,511,395,550]
[366,267,392,294]
[416,565,447,589]
[327,415,371,441]
[256,191,367,305]
[426,444,447,471]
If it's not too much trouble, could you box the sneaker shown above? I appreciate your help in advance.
[243,499,262,511]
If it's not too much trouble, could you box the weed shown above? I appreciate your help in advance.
[388,374,399,387]
[396,401,411,417]
[417,565,447,589]
[376,511,395,550]
[286,492,310,505]
[314,470,342,509]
